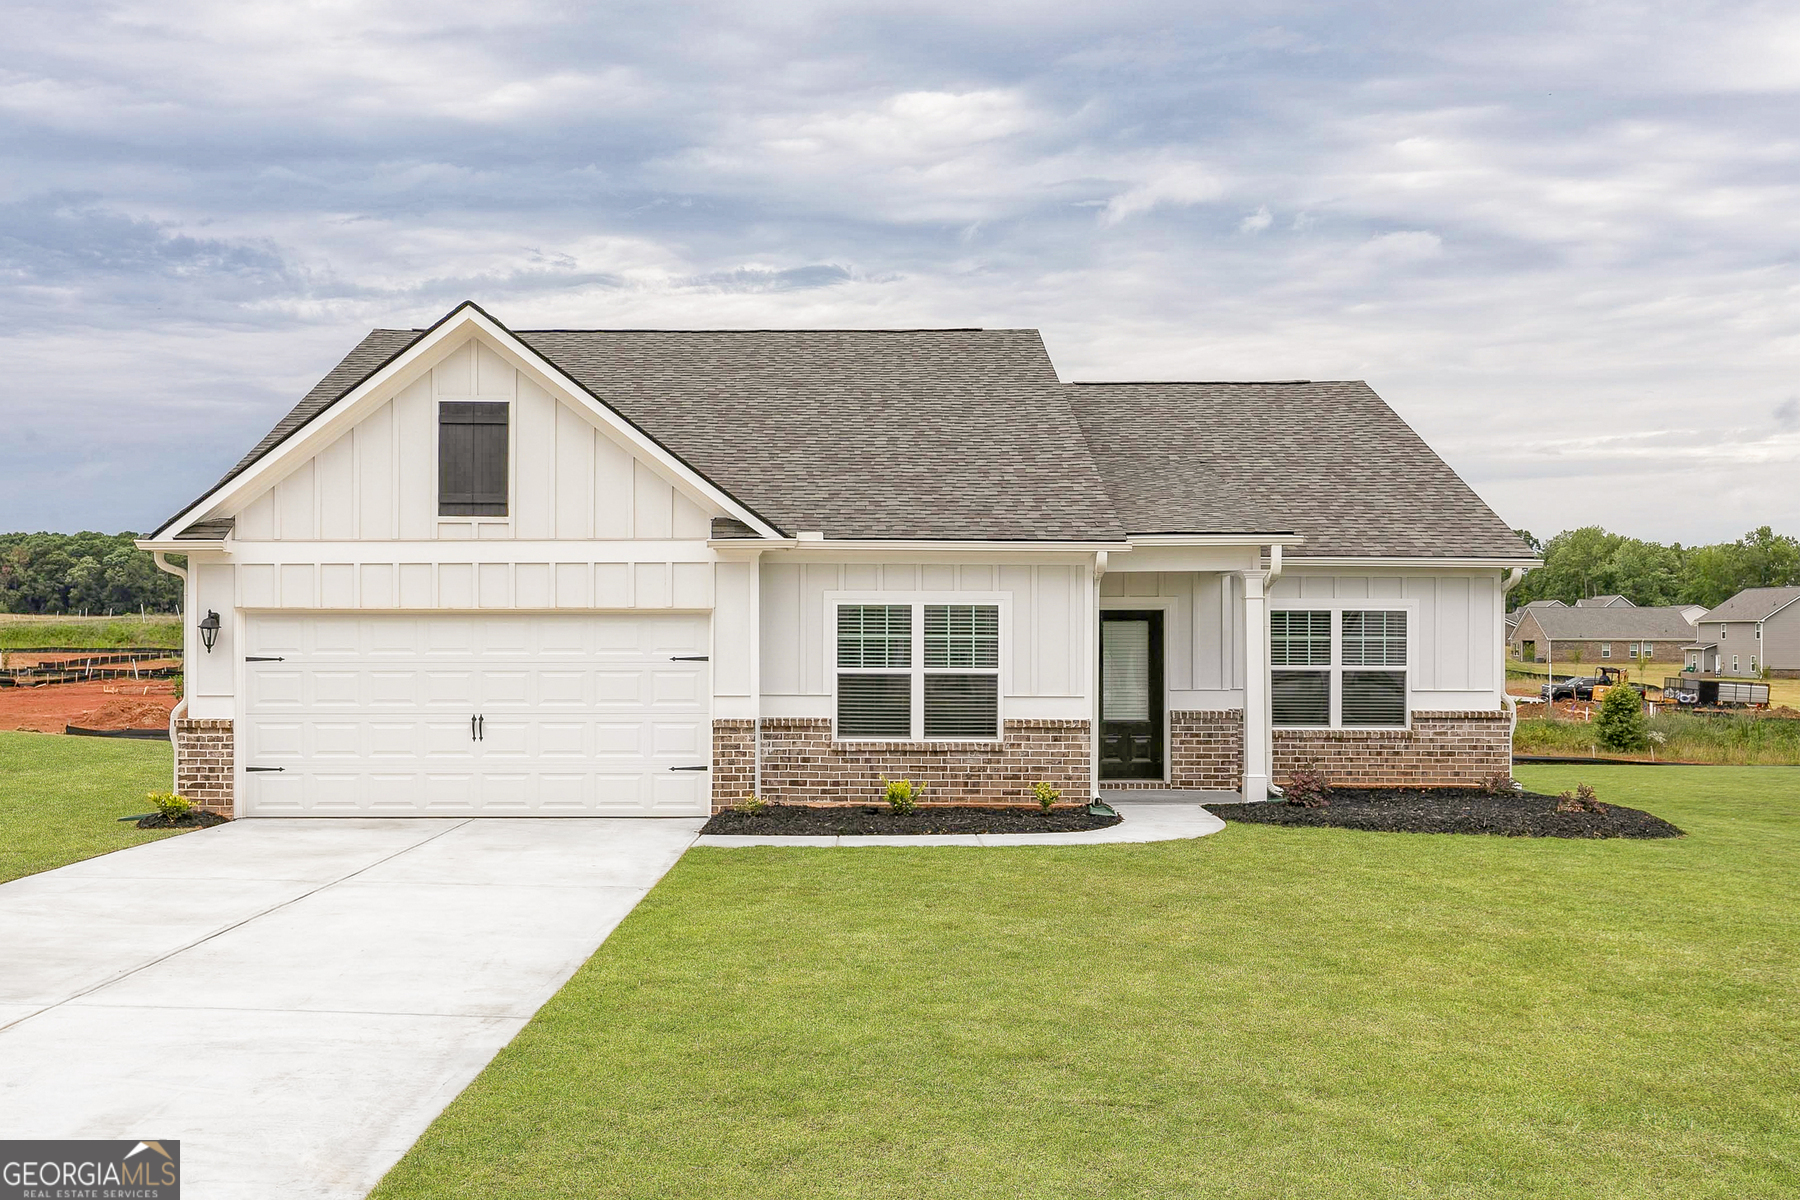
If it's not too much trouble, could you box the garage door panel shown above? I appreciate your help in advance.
[242,613,710,817]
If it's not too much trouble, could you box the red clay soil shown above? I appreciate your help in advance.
[0,680,177,733]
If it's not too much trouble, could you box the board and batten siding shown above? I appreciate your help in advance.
[233,339,712,543]
[759,562,1089,714]
[1099,571,1246,708]
[1268,571,1503,708]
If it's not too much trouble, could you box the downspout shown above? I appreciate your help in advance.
[1091,550,1108,801]
[151,551,188,793]
[1501,568,1526,745]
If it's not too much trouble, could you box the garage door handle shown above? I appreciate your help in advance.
[246,656,284,662]
[669,765,709,772]
[247,766,285,773]
[670,655,709,661]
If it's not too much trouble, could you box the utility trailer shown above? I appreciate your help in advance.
[1662,676,1771,709]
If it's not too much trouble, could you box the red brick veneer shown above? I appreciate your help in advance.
[711,719,757,811]
[1272,710,1511,788]
[175,718,234,816]
[736,718,1091,811]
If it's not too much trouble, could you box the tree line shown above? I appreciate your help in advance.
[0,532,184,615]
[1510,525,1800,610]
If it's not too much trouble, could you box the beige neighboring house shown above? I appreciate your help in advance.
[1508,604,1699,667]
[1688,587,1800,678]
[1574,594,1634,608]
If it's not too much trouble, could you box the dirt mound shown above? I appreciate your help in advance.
[79,697,174,730]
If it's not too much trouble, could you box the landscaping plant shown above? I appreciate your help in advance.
[880,776,925,814]
[1282,763,1332,808]
[146,791,192,820]
[1595,683,1651,752]
[1477,771,1519,796]
[1555,783,1608,814]
[732,794,767,815]
[1033,781,1060,813]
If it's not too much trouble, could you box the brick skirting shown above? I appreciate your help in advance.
[1272,710,1511,788]
[1104,710,1244,790]
[723,718,1092,812]
[175,718,235,817]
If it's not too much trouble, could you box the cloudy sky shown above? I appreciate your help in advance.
[4,0,1798,543]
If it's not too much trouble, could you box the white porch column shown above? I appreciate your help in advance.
[1241,569,1271,800]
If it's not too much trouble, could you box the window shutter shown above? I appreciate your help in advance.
[439,402,509,516]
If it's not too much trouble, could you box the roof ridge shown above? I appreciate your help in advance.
[516,327,994,334]
[1069,379,1334,386]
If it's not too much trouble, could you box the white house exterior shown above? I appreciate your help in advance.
[139,302,1537,818]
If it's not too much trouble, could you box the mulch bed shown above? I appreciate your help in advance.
[135,810,230,829]
[701,804,1122,836]
[1208,788,1683,839]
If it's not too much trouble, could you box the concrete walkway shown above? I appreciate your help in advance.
[696,799,1227,847]
[0,817,702,1200]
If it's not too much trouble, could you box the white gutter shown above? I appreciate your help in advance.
[150,552,188,794]
[1263,544,1284,798]
[1500,568,1527,750]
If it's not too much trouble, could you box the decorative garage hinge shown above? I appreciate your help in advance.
[246,766,285,773]
[670,655,709,661]
[245,656,285,662]
[669,765,710,772]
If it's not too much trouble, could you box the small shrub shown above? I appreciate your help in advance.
[1477,771,1518,796]
[1033,781,1061,813]
[1282,763,1332,808]
[1595,682,1650,752]
[881,776,926,814]
[732,793,767,815]
[1555,783,1609,814]
[147,791,191,819]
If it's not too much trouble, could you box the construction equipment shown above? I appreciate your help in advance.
[1661,676,1771,709]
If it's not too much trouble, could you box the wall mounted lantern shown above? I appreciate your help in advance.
[198,610,221,653]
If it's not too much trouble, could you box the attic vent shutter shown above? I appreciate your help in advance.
[439,402,509,516]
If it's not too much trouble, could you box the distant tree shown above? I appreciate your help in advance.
[1513,524,1799,611]
[1595,680,1650,752]
[0,533,182,615]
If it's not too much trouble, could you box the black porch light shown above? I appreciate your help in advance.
[198,610,221,653]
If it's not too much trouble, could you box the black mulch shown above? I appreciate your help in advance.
[701,805,1122,836]
[135,810,230,829]
[1208,788,1683,839]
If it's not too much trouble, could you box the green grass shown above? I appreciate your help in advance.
[373,765,1800,1199]
[0,731,186,883]
[0,616,182,650]
[1516,711,1800,764]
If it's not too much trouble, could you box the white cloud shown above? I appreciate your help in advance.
[1098,161,1222,225]
[1239,205,1273,234]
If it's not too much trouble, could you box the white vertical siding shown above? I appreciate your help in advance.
[240,335,716,542]
[1100,571,1244,705]
[759,560,1088,699]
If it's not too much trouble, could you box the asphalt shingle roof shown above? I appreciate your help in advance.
[1702,586,1800,622]
[1515,606,1699,641]
[1067,381,1532,558]
[167,312,1535,559]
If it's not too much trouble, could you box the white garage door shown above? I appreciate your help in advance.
[241,613,710,817]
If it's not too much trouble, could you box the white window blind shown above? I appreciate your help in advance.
[1270,607,1408,728]
[1102,619,1151,722]
[835,601,1001,740]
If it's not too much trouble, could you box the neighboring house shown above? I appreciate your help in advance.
[138,301,1537,818]
[1507,598,1564,640]
[1575,594,1635,607]
[1508,605,1699,666]
[1689,587,1800,677]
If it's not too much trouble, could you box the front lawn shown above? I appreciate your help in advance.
[374,765,1800,1199]
[0,731,184,883]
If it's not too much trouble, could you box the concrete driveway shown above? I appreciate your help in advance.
[0,817,702,1199]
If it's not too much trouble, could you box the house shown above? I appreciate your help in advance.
[1575,594,1634,607]
[1688,586,1800,677]
[137,301,1538,818]
[1507,605,1698,666]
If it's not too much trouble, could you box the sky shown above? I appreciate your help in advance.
[3,0,1798,544]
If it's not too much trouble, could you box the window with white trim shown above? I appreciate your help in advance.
[1601,643,1612,658]
[1271,608,1409,728]
[834,601,1000,740]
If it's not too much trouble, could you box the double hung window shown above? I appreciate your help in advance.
[1271,608,1409,728]
[835,601,1001,739]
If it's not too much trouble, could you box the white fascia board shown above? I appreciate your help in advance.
[151,302,783,543]
[1284,555,1543,570]
[134,538,229,556]
[222,539,718,565]
[756,539,1130,562]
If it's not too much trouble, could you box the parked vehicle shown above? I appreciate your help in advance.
[1661,677,1771,709]
[1542,666,1644,702]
